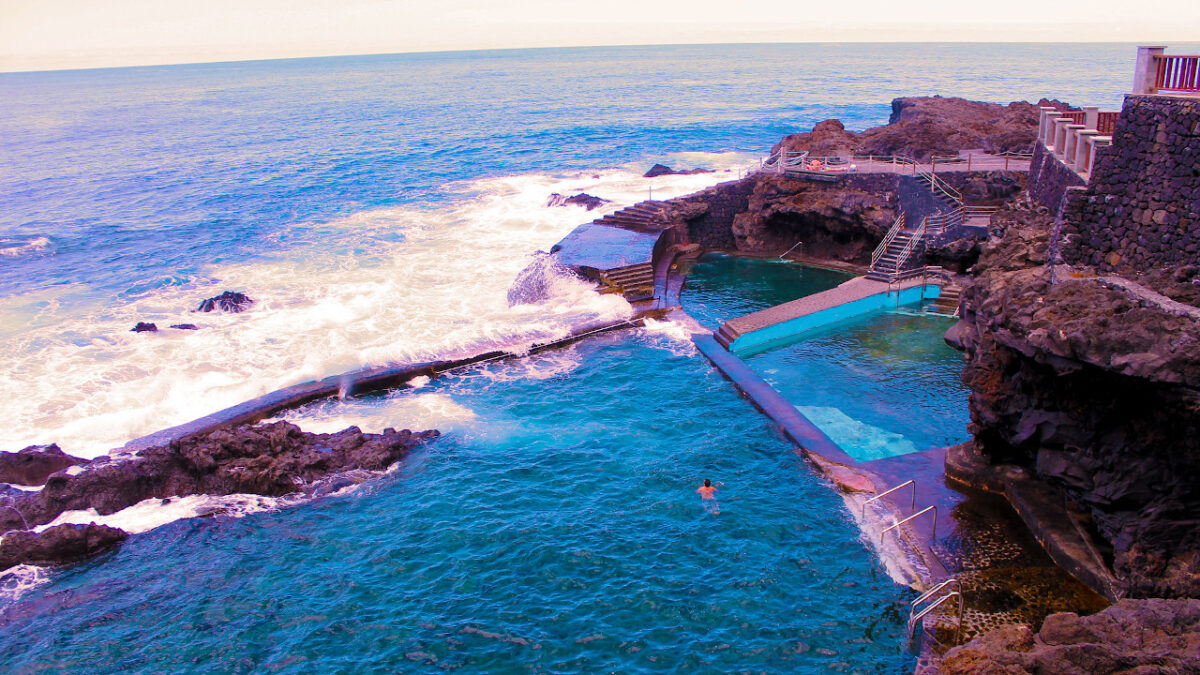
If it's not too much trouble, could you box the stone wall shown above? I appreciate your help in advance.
[1057,95,1200,272]
[678,178,754,250]
[1026,142,1088,212]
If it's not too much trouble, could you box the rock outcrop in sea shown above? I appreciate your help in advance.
[0,422,439,569]
[772,97,1074,161]
[0,444,87,486]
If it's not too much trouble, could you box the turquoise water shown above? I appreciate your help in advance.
[747,312,970,461]
[681,255,969,461]
[680,253,853,330]
[0,332,915,673]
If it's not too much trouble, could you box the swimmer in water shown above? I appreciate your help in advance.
[698,479,720,514]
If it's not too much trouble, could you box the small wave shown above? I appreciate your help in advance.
[0,236,54,260]
[0,564,51,607]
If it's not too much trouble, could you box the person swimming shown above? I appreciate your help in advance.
[697,479,720,514]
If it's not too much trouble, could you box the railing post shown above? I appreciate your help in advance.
[1064,124,1085,165]
[1133,46,1166,94]
[1083,105,1099,130]
[1074,130,1100,174]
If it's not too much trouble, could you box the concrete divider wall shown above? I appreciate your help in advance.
[729,284,940,354]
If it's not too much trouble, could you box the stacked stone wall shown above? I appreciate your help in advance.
[1026,142,1087,212]
[1058,95,1200,272]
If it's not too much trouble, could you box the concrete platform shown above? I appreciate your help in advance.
[550,223,662,271]
[718,275,940,353]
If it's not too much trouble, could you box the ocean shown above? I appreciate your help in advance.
[0,42,1169,672]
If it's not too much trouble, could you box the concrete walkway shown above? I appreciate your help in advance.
[717,275,937,350]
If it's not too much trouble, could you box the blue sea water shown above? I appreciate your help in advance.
[0,42,1169,670]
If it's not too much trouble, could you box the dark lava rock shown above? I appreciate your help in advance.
[0,444,88,486]
[196,291,253,313]
[0,421,440,536]
[131,322,158,333]
[546,193,609,210]
[643,163,713,178]
[956,197,1200,598]
[169,323,199,330]
[773,96,1069,162]
[940,598,1200,674]
[0,524,128,569]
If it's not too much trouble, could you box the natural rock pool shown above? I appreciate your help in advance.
[682,254,971,461]
[1,331,917,673]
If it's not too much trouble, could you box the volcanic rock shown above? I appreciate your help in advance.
[0,524,128,569]
[131,322,158,332]
[940,598,1200,674]
[955,197,1200,598]
[196,291,253,313]
[546,193,609,210]
[773,96,1070,162]
[0,422,440,538]
[0,444,88,486]
[728,173,897,261]
[643,164,713,178]
[170,323,199,330]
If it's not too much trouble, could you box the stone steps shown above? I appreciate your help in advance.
[600,263,655,301]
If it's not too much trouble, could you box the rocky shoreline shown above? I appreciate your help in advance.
[0,422,438,570]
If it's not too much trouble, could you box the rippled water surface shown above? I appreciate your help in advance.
[0,333,915,673]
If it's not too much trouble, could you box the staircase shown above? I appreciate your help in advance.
[592,200,672,233]
[868,213,926,282]
[599,263,655,301]
[868,229,920,281]
[924,283,962,317]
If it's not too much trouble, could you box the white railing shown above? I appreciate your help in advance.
[871,213,907,269]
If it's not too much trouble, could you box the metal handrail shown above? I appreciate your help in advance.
[917,170,963,205]
[871,213,906,269]
[861,480,916,519]
[779,241,804,259]
[909,591,964,646]
[889,215,927,274]
[880,505,937,542]
[912,578,960,609]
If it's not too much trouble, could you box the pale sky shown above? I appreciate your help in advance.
[2,0,1199,72]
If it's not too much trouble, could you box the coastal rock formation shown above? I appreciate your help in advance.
[940,598,1200,674]
[196,291,253,313]
[0,444,88,486]
[0,422,439,569]
[954,198,1200,598]
[728,173,897,262]
[643,163,712,178]
[773,96,1069,162]
[170,323,199,330]
[0,524,128,569]
[131,322,158,332]
[546,193,609,210]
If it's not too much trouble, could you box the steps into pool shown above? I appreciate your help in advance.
[924,284,962,316]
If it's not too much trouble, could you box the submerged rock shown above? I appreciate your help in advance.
[196,291,253,313]
[0,524,128,569]
[546,193,609,210]
[131,322,158,333]
[0,444,88,486]
[169,323,199,330]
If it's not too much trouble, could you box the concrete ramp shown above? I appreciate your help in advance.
[715,276,940,353]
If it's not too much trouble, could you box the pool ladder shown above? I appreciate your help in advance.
[907,578,964,648]
[862,480,938,543]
